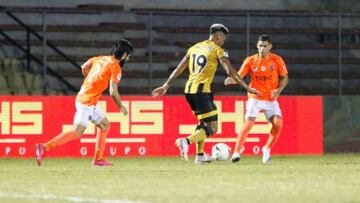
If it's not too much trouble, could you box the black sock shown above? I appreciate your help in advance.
[197,153,204,156]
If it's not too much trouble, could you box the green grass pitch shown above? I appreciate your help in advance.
[0,154,359,203]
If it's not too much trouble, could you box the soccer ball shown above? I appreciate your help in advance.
[212,143,231,161]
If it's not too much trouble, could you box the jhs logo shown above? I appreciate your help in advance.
[0,101,42,135]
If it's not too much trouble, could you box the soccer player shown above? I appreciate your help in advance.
[225,34,288,164]
[152,24,260,164]
[35,39,134,166]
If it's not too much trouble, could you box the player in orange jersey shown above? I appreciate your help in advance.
[225,34,288,164]
[35,39,133,166]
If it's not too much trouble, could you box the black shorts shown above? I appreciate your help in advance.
[185,93,218,122]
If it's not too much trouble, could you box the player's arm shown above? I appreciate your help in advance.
[224,58,246,86]
[271,57,289,99]
[152,56,189,97]
[220,57,260,95]
[81,59,93,77]
[109,82,128,116]
[271,74,288,99]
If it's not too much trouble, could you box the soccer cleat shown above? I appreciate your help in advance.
[230,152,241,163]
[262,146,271,164]
[35,144,45,166]
[195,153,215,165]
[175,138,189,161]
[92,159,114,166]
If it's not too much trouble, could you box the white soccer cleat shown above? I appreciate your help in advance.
[175,138,189,161]
[230,152,241,163]
[195,153,215,164]
[262,146,271,164]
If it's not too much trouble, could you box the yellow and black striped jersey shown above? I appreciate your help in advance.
[184,40,228,94]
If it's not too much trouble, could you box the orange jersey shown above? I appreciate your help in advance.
[76,55,122,106]
[238,53,288,101]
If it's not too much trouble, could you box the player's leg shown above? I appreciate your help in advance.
[194,122,205,156]
[188,93,218,164]
[44,102,91,151]
[230,118,255,162]
[192,93,218,164]
[262,101,283,164]
[177,121,210,162]
[265,115,283,148]
[196,140,205,155]
[176,93,217,162]
[195,139,205,164]
[44,124,86,151]
[189,93,218,145]
[261,115,283,164]
[194,120,217,164]
[175,94,198,161]
[92,118,112,166]
[35,102,90,166]
[194,120,218,155]
[185,122,209,163]
[187,120,216,145]
[231,98,259,163]
[91,105,113,166]
[35,124,86,166]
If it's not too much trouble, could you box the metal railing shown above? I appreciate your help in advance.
[141,10,360,96]
[0,6,81,93]
[1,7,359,95]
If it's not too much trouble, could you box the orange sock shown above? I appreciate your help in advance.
[44,131,80,151]
[234,120,255,153]
[94,128,110,161]
[265,118,283,148]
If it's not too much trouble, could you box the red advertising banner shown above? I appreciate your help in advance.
[0,96,323,157]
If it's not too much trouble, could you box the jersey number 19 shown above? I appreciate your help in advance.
[191,54,207,74]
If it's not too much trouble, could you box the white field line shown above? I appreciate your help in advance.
[0,192,147,203]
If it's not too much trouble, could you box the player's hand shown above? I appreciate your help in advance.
[248,87,262,97]
[271,89,281,100]
[224,77,236,85]
[152,85,169,97]
[120,106,128,116]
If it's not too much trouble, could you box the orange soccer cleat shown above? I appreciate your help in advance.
[92,159,114,166]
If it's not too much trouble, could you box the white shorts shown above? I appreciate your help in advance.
[73,102,106,127]
[245,98,282,121]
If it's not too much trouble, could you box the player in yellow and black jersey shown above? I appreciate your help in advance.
[152,23,260,164]
[184,39,226,94]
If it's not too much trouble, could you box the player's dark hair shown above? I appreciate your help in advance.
[111,39,134,60]
[258,34,272,44]
[210,23,229,35]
